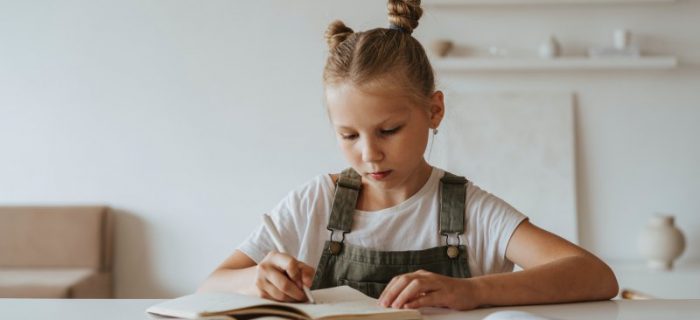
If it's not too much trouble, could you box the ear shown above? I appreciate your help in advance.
[428,90,445,129]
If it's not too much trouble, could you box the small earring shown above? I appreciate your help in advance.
[432,128,439,135]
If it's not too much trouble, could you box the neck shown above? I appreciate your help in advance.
[356,161,433,211]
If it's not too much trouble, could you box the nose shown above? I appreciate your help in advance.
[361,137,384,163]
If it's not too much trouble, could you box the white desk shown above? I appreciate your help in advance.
[1,298,698,319]
[611,261,700,299]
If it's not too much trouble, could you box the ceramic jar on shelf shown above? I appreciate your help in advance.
[538,35,561,59]
[637,213,686,271]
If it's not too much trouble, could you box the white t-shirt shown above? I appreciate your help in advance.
[237,167,527,277]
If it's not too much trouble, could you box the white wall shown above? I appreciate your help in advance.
[1,0,698,298]
[420,0,700,267]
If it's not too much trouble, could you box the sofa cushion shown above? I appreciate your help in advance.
[0,268,95,298]
[0,206,111,270]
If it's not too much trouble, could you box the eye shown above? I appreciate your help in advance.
[380,126,402,136]
[340,133,358,140]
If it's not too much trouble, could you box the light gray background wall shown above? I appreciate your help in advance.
[1,0,698,298]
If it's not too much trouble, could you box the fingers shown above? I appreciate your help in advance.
[299,262,316,288]
[391,277,434,308]
[279,257,316,290]
[258,276,298,302]
[404,293,440,309]
[257,252,315,302]
[379,272,416,307]
[379,270,437,309]
[270,265,308,300]
[268,253,302,280]
[379,272,476,310]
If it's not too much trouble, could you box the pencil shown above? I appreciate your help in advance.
[262,213,316,304]
[621,288,653,300]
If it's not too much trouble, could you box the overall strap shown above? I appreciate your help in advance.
[439,171,468,235]
[327,168,362,233]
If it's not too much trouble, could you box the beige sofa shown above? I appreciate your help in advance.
[0,206,113,298]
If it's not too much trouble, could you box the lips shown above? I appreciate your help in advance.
[368,170,392,180]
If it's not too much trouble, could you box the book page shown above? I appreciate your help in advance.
[310,286,376,303]
[288,286,421,320]
[146,286,420,320]
[146,292,294,318]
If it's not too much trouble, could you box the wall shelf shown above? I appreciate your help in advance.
[425,0,677,6]
[432,56,678,71]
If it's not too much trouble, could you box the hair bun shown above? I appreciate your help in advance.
[387,0,423,34]
[325,20,354,51]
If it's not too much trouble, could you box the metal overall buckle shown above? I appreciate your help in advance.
[328,229,346,255]
[443,233,461,259]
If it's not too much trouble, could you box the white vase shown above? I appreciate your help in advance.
[538,35,561,59]
[637,214,686,270]
[613,28,631,50]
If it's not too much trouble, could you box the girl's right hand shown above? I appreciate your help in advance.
[255,252,315,302]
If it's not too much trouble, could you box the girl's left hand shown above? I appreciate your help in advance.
[378,269,480,310]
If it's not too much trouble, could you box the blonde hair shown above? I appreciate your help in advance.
[323,0,434,106]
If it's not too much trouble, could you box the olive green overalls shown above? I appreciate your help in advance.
[310,168,472,298]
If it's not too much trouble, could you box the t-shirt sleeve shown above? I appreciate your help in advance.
[465,182,528,276]
[236,190,308,264]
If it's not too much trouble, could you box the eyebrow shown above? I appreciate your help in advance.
[336,118,405,131]
[335,109,410,131]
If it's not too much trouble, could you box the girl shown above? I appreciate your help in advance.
[199,0,618,310]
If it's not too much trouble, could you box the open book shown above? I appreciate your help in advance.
[146,285,422,320]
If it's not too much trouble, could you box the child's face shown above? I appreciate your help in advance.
[326,83,437,191]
